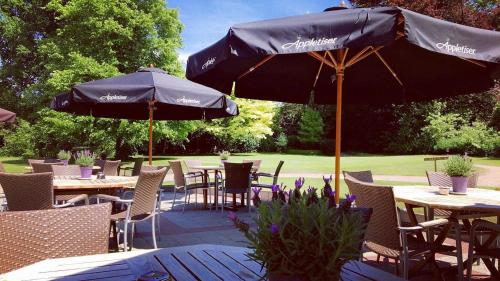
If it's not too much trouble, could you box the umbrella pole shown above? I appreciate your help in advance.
[334,49,345,205]
[148,101,154,165]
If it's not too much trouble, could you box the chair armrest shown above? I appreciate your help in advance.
[92,194,133,204]
[53,194,89,208]
[184,172,204,179]
[255,172,273,178]
[398,218,450,232]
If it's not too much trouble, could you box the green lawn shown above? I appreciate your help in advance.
[1,153,498,176]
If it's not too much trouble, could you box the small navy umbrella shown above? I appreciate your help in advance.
[52,67,238,164]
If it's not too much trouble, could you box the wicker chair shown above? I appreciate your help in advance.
[466,219,499,280]
[94,159,106,173]
[0,203,112,274]
[31,162,63,173]
[94,167,167,251]
[343,170,374,183]
[102,160,121,176]
[169,160,208,212]
[252,160,284,189]
[243,159,262,172]
[0,172,88,211]
[121,157,144,176]
[221,162,253,214]
[184,160,202,173]
[344,175,463,280]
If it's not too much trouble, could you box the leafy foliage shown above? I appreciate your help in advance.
[297,107,324,147]
[444,155,473,177]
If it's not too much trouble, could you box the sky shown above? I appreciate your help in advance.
[168,0,350,65]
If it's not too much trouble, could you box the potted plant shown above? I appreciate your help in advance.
[57,150,72,165]
[230,178,370,281]
[219,150,230,164]
[74,150,96,178]
[444,155,473,193]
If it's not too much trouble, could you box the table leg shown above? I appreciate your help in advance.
[213,171,219,210]
[203,170,209,209]
[426,207,435,243]
[405,203,426,242]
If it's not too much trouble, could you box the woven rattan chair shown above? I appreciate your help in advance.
[121,157,144,176]
[252,160,284,189]
[51,164,81,176]
[94,159,106,173]
[27,159,44,167]
[94,167,167,251]
[466,219,499,280]
[31,162,63,173]
[344,175,463,280]
[221,162,253,214]
[343,170,374,183]
[0,172,88,211]
[169,160,208,212]
[0,203,111,274]
[102,160,121,176]
[184,160,202,173]
[243,159,262,172]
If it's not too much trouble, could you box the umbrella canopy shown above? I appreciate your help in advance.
[186,6,500,203]
[0,107,16,123]
[52,67,238,164]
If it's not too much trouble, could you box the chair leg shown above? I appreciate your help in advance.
[455,222,464,281]
[123,220,128,252]
[183,189,188,213]
[129,223,135,251]
[171,188,177,210]
[156,212,161,241]
[376,254,381,263]
[152,215,158,249]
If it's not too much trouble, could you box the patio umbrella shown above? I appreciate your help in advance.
[0,107,16,123]
[186,6,500,204]
[51,67,238,164]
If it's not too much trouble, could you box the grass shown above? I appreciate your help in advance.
[2,153,498,176]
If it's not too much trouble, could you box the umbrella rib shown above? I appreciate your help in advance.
[373,50,403,86]
[345,46,384,68]
[308,52,336,69]
[458,57,487,68]
[326,51,339,69]
[312,52,328,89]
[237,55,276,80]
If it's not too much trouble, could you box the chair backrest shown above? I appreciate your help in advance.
[141,165,169,184]
[28,159,45,167]
[0,172,54,211]
[273,160,285,178]
[94,159,106,171]
[243,160,262,171]
[342,170,374,183]
[426,171,452,187]
[223,162,253,193]
[169,161,186,187]
[51,165,81,176]
[184,160,202,173]
[344,175,401,258]
[102,160,121,176]
[0,203,111,274]
[131,157,145,176]
[129,168,168,218]
[31,162,62,174]
[467,172,479,188]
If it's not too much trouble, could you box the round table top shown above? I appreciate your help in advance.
[53,176,138,190]
[393,185,500,213]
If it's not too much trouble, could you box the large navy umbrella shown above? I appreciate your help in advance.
[0,107,16,123]
[186,6,500,204]
[52,67,238,164]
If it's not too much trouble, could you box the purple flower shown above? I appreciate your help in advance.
[327,189,335,198]
[227,211,237,221]
[271,184,280,193]
[307,186,316,195]
[270,224,279,235]
[345,194,356,204]
[294,177,305,189]
[252,187,262,195]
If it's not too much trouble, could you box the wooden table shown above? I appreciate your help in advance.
[24,165,102,172]
[393,186,500,279]
[2,244,403,281]
[53,175,138,196]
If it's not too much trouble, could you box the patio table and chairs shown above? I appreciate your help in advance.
[170,160,209,212]
[220,162,253,213]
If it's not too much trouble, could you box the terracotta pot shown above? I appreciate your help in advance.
[451,176,468,193]
[80,166,92,178]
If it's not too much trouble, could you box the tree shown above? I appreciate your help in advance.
[297,107,324,147]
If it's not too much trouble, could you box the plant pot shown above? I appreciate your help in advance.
[451,176,468,193]
[60,160,69,166]
[80,166,93,178]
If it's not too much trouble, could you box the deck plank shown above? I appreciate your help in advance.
[189,250,244,280]
[172,252,221,281]
[205,250,260,281]
[155,253,197,281]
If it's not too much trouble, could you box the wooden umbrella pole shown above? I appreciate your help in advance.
[334,49,345,205]
[148,101,154,165]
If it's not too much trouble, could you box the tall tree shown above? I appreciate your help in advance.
[298,107,325,147]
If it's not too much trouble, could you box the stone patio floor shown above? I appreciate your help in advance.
[125,191,497,281]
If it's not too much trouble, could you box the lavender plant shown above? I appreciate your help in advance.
[74,150,96,167]
[231,178,365,281]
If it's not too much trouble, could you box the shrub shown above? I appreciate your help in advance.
[275,133,288,152]
[0,119,37,159]
[297,107,324,147]
[444,155,473,177]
